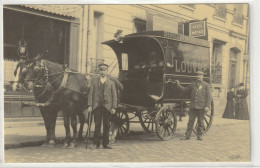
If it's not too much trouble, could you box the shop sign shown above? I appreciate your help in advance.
[189,21,206,37]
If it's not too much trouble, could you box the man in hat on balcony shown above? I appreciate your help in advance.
[175,71,212,140]
[87,63,117,149]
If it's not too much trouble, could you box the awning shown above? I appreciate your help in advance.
[22,5,82,18]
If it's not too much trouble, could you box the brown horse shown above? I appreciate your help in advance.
[20,53,91,148]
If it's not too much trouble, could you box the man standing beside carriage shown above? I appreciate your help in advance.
[87,63,117,149]
[175,71,212,141]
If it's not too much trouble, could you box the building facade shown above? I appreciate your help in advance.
[3,5,83,117]
[3,4,249,117]
[84,4,249,115]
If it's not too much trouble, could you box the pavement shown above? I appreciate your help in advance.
[4,113,248,150]
[4,119,250,162]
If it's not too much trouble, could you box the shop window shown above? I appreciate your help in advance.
[215,4,226,19]
[233,4,243,25]
[134,18,146,33]
[3,9,69,64]
[211,40,224,84]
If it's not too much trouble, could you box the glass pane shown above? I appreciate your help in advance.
[122,53,128,71]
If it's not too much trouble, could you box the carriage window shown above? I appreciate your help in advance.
[122,53,128,71]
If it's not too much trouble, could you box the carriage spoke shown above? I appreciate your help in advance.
[203,124,206,131]
[117,127,121,134]
[168,125,173,131]
[204,117,209,126]
[121,125,127,132]
[147,119,151,129]
[120,112,124,118]
[143,117,149,123]
[205,113,211,118]
[119,127,124,134]
[166,126,170,136]
[159,125,164,133]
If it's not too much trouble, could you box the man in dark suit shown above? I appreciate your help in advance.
[87,63,117,149]
[175,71,212,140]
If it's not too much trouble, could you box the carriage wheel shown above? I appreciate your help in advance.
[155,105,177,141]
[193,100,214,135]
[138,103,162,133]
[115,110,129,137]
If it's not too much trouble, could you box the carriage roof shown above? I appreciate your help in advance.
[103,31,210,77]
[102,31,210,57]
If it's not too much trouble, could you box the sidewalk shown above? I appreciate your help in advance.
[4,114,249,150]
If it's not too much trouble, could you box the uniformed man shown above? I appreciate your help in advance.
[175,71,212,140]
[87,63,117,149]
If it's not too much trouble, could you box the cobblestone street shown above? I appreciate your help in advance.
[4,121,250,163]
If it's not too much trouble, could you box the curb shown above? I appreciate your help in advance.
[4,120,64,128]
[4,117,64,128]
[5,138,65,150]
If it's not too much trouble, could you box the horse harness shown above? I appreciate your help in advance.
[29,60,71,107]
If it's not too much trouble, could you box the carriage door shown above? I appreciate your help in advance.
[228,48,240,90]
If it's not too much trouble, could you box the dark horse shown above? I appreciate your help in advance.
[20,53,91,148]
[19,53,123,148]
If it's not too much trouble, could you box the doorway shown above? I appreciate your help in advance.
[228,48,241,90]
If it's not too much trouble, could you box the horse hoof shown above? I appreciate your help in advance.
[49,140,55,144]
[46,143,55,148]
[41,142,48,147]
[63,143,69,148]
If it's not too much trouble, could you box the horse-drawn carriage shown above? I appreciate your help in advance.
[104,31,214,140]
[18,30,214,147]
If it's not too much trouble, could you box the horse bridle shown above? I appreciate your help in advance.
[22,60,65,100]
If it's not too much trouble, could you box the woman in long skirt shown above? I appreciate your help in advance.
[235,83,249,120]
[222,87,236,119]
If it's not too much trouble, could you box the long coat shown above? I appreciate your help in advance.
[177,80,212,109]
[222,91,236,119]
[235,89,249,120]
[88,76,117,112]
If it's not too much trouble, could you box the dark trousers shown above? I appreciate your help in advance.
[185,108,205,138]
[93,106,111,147]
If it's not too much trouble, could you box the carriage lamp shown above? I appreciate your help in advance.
[17,39,28,58]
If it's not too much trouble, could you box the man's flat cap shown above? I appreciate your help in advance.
[195,71,204,75]
[98,63,109,69]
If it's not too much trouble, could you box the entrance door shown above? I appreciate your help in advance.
[228,48,240,90]
[229,60,237,89]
